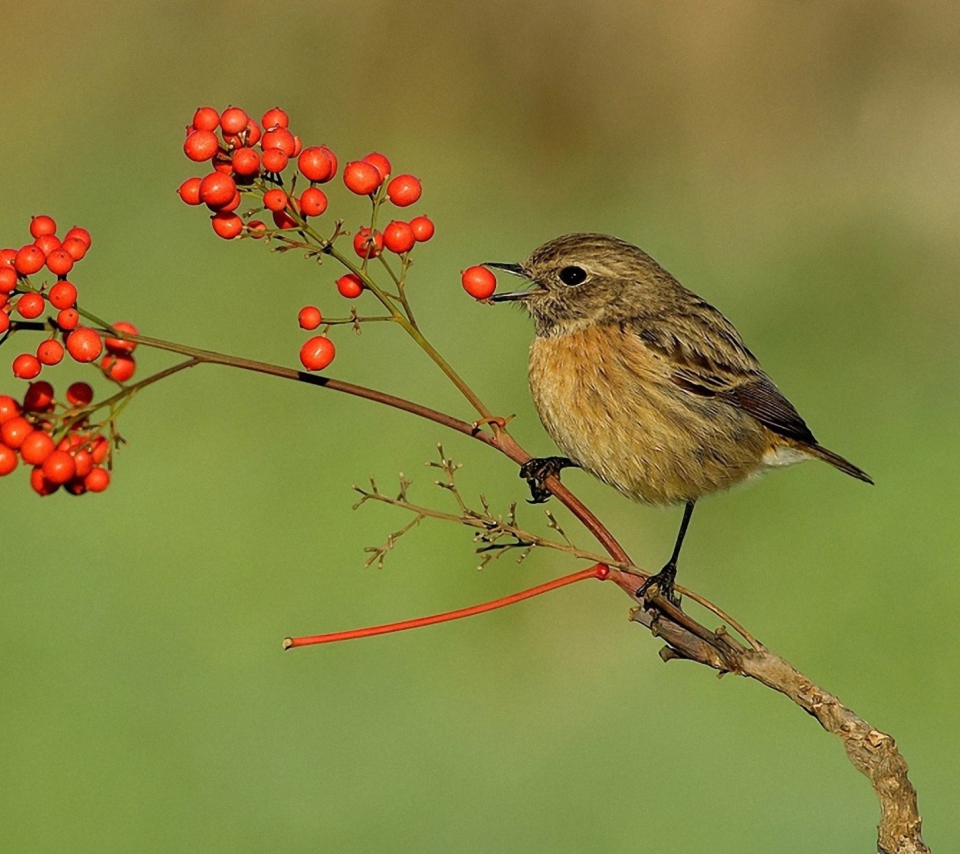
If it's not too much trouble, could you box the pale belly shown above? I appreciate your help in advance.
[528,330,780,505]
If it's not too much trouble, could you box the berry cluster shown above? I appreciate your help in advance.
[0,383,112,496]
[1,217,140,384]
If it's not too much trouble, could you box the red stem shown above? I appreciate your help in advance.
[283,564,610,649]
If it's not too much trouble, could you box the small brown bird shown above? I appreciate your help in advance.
[488,233,872,600]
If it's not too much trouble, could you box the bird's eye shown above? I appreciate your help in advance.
[558,265,587,286]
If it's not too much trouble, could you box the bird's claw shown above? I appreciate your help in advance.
[519,456,576,504]
[636,562,681,607]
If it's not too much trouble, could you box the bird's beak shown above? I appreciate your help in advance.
[484,263,547,302]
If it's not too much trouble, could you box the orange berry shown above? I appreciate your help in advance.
[1,416,32,448]
[66,327,103,363]
[261,107,289,130]
[42,449,76,484]
[192,106,220,131]
[49,281,78,309]
[261,127,296,156]
[383,221,416,254]
[64,227,91,248]
[101,354,136,382]
[37,339,64,366]
[363,152,391,179]
[343,161,383,195]
[0,395,20,423]
[232,147,261,176]
[352,227,383,259]
[298,146,337,183]
[46,248,74,276]
[199,173,237,210]
[12,354,41,380]
[298,306,322,330]
[263,189,288,212]
[261,147,289,173]
[105,321,138,355]
[299,336,336,371]
[178,177,203,205]
[387,174,422,207]
[299,187,328,217]
[220,106,249,135]
[85,466,110,492]
[336,273,363,299]
[20,430,55,465]
[410,216,435,242]
[183,129,220,162]
[15,244,46,275]
[211,212,243,239]
[0,266,17,293]
[61,237,88,261]
[34,234,61,255]
[57,308,79,330]
[16,293,46,319]
[272,209,297,230]
[247,220,267,238]
[0,444,17,476]
[30,215,57,239]
[461,266,497,300]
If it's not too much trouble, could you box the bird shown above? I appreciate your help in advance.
[487,233,872,602]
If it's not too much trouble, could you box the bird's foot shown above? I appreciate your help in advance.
[519,456,577,504]
[636,562,680,607]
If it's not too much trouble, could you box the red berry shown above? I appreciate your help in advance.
[67,382,94,407]
[298,306,322,330]
[178,177,203,205]
[193,106,220,131]
[12,354,41,379]
[247,220,267,238]
[410,215,435,242]
[261,107,289,130]
[299,187,328,217]
[261,127,296,156]
[212,155,233,174]
[245,119,262,146]
[23,380,53,411]
[49,281,77,309]
[336,273,364,299]
[73,449,94,478]
[101,354,136,382]
[90,436,109,464]
[220,106,249,135]
[261,147,289,173]
[29,466,59,495]
[0,444,16,476]
[0,395,19,423]
[263,189,289,212]
[66,327,103,363]
[297,146,336,183]
[57,308,79,330]
[232,147,261,176]
[37,339,64,366]
[0,248,16,266]
[0,267,17,293]
[222,191,242,214]
[1,416,32,448]
[0,312,8,335]
[299,336,335,371]
[16,292,45,319]
[291,136,303,158]
[46,249,74,276]
[387,174,422,207]
[272,209,297,230]
[15,244,45,275]
[42,449,76,484]
[85,466,110,492]
[105,321,138,355]
[352,228,383,259]
[343,161,383,195]
[20,430,55,465]
[183,129,220,162]
[30,215,57,238]
[34,234,61,255]
[61,237,88,261]
[199,172,237,210]
[211,212,243,239]
[383,221,416,254]
[363,152,391,179]
[461,266,497,300]
[64,227,91,248]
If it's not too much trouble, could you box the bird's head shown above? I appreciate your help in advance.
[487,233,677,336]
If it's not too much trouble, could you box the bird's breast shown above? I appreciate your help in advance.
[528,325,770,504]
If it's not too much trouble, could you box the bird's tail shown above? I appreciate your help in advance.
[808,444,874,485]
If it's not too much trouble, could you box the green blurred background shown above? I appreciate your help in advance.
[1,1,957,850]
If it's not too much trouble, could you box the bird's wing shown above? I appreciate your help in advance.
[629,305,818,446]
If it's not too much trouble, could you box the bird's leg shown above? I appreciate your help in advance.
[519,456,579,504]
[637,500,696,606]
